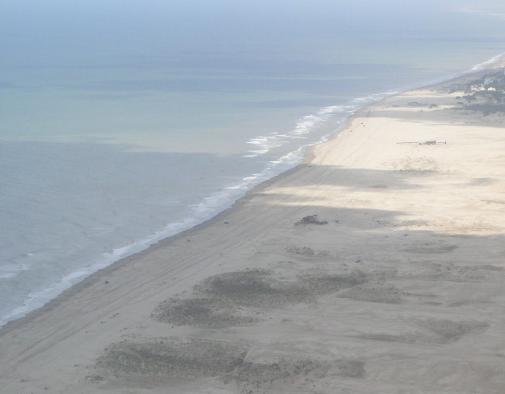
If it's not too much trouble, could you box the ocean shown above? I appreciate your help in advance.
[1,0,505,325]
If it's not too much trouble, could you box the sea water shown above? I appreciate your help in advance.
[1,0,505,325]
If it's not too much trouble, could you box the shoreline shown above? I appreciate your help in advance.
[0,89,395,330]
[3,51,503,330]
[0,162,306,335]
[0,57,500,333]
[2,57,505,393]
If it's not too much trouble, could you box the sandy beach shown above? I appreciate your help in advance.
[2,67,505,393]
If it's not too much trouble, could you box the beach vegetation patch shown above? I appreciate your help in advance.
[295,215,329,226]
[152,269,371,328]
[97,338,247,379]
[97,337,365,392]
[196,269,310,308]
[228,358,365,393]
[152,297,255,328]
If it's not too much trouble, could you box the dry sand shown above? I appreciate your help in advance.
[1,70,505,393]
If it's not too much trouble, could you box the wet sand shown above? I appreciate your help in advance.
[1,69,505,393]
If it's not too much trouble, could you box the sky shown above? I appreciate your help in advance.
[1,0,505,70]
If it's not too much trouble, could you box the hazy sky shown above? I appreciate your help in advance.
[1,0,505,70]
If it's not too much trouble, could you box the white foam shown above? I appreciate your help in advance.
[243,104,353,158]
[0,261,30,280]
[5,52,505,329]
[471,52,505,71]
[0,90,395,328]
[0,273,17,280]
